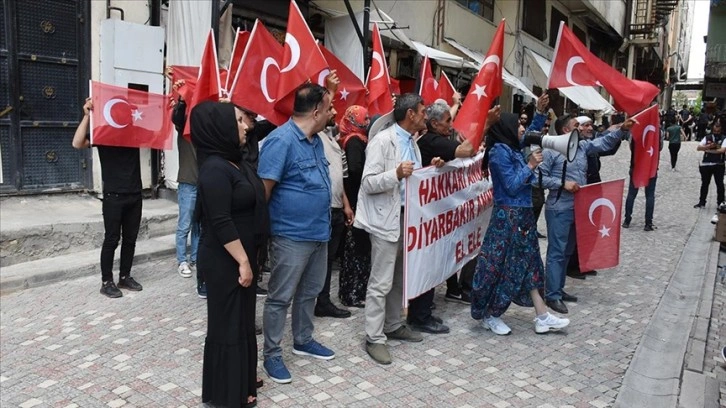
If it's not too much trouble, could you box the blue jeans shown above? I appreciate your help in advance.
[176,182,200,265]
[544,209,576,300]
[263,236,328,360]
[624,175,657,225]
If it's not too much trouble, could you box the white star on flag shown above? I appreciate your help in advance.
[598,225,611,237]
[471,84,487,100]
[132,109,143,122]
[339,88,350,101]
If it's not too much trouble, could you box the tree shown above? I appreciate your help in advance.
[673,91,688,108]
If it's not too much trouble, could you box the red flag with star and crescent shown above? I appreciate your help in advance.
[225,29,250,91]
[418,55,438,105]
[366,23,394,116]
[90,81,173,150]
[182,30,222,139]
[548,22,659,115]
[630,104,661,188]
[574,179,625,271]
[438,71,456,106]
[452,19,504,148]
[319,45,367,123]
[274,0,329,118]
[228,20,287,126]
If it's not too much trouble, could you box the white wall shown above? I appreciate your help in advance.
[583,0,627,37]
[89,1,157,192]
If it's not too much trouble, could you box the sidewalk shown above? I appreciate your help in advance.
[0,142,721,407]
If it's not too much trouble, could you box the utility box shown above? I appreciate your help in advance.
[99,19,165,189]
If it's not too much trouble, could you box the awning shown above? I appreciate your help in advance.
[443,37,537,100]
[411,41,479,70]
[525,49,615,113]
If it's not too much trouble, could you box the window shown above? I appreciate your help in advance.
[549,7,569,48]
[522,0,546,41]
[455,0,495,21]
[573,25,587,45]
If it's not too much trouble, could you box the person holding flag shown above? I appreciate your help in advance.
[72,97,145,298]
[539,115,637,314]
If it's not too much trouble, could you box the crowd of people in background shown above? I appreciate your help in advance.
[72,68,726,406]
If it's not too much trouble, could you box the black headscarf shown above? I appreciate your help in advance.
[487,112,520,150]
[483,112,521,170]
[190,101,242,167]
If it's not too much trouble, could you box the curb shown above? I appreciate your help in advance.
[614,211,715,408]
[0,234,175,295]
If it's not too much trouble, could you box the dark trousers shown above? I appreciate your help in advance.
[668,143,681,169]
[100,193,142,282]
[318,208,346,304]
[408,288,435,325]
[698,165,725,206]
[624,176,657,225]
[683,125,692,141]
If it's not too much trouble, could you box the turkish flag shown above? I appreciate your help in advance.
[228,20,287,126]
[182,30,222,138]
[574,179,625,271]
[452,19,504,148]
[319,45,367,123]
[418,55,438,105]
[366,23,394,116]
[630,104,661,188]
[225,29,250,91]
[548,22,659,115]
[274,0,329,117]
[438,71,456,106]
[170,65,228,103]
[90,81,173,150]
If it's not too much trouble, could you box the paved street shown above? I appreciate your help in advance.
[0,141,722,408]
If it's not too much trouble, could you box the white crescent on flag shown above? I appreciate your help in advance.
[261,57,280,102]
[103,99,129,129]
[565,56,585,86]
[280,34,300,73]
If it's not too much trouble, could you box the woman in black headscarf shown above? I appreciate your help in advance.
[471,113,569,336]
[192,101,268,408]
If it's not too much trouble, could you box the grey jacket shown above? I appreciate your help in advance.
[354,125,422,242]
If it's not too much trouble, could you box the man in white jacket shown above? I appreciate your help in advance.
[354,93,444,365]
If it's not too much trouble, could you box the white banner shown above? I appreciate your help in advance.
[403,152,494,305]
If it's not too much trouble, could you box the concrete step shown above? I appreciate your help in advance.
[0,194,178,267]
[0,234,175,295]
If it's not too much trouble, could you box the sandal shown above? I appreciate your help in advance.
[256,378,263,388]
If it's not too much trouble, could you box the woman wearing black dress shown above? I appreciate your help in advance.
[192,101,268,408]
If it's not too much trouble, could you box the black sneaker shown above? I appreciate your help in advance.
[256,286,268,297]
[197,281,207,299]
[643,224,656,232]
[444,291,471,305]
[100,281,123,298]
[622,219,631,228]
[117,276,143,291]
[694,203,705,209]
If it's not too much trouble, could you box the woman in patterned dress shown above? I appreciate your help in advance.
[470,112,570,335]
[337,105,371,308]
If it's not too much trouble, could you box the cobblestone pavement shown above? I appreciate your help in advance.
[0,142,718,408]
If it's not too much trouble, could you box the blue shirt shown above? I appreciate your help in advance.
[395,124,422,204]
[489,143,537,207]
[258,119,331,241]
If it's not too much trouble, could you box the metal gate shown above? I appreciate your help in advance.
[1,0,90,193]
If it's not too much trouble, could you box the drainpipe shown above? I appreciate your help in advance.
[150,0,162,197]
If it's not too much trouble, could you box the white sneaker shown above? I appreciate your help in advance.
[712,214,719,225]
[482,316,512,335]
[178,262,192,278]
[534,312,570,334]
